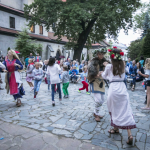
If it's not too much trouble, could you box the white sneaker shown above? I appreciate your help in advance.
[30,87,34,92]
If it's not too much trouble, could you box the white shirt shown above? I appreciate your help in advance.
[47,64,61,84]
[145,69,150,80]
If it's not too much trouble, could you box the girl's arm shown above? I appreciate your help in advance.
[77,77,81,82]
[101,64,110,79]
[138,71,149,78]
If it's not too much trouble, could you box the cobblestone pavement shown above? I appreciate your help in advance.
[0,73,150,150]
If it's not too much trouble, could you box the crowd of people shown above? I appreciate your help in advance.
[1,47,150,145]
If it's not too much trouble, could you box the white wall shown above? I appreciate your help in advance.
[0,11,48,36]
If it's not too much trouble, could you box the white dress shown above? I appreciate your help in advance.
[102,64,136,129]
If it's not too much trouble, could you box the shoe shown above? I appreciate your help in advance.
[95,115,100,122]
[59,98,62,101]
[86,92,90,95]
[34,95,36,98]
[52,101,55,107]
[93,113,103,119]
[66,95,69,98]
[78,90,81,93]
[63,95,67,99]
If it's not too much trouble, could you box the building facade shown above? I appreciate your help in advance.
[0,0,87,61]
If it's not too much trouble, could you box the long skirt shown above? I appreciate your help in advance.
[107,82,136,129]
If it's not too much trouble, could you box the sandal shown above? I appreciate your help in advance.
[131,87,135,91]
[0,88,4,90]
[16,99,21,107]
[93,113,103,119]
[108,128,119,134]
[126,135,133,145]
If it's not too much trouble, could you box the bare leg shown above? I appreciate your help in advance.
[127,129,133,144]
[27,81,31,87]
[30,82,34,87]
[147,86,150,108]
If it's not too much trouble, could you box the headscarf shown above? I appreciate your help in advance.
[145,58,150,70]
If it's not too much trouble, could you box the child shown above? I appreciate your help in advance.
[0,62,6,90]
[26,58,34,91]
[33,62,43,98]
[44,60,51,91]
[69,67,73,75]
[61,65,70,98]
[77,66,90,94]
[70,66,78,81]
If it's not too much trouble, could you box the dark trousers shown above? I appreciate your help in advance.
[51,83,61,101]
[132,77,143,86]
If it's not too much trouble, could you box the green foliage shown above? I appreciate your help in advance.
[142,29,150,58]
[7,47,10,51]
[127,39,144,60]
[15,28,43,58]
[141,13,150,39]
[133,2,150,31]
[24,0,140,60]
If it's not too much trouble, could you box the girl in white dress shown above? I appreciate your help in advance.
[101,47,136,145]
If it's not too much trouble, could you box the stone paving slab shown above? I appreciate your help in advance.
[0,121,108,150]
[0,73,149,150]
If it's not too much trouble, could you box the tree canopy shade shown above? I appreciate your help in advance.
[24,0,140,60]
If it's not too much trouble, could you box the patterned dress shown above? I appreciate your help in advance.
[4,59,25,100]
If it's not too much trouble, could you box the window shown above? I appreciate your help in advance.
[30,25,35,33]
[39,25,43,34]
[10,17,15,29]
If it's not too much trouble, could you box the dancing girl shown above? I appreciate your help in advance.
[102,47,136,145]
[3,50,25,107]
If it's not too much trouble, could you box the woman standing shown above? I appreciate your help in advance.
[138,58,150,110]
[3,50,25,107]
[47,57,62,106]
[102,48,136,145]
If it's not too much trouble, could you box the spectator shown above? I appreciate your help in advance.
[126,58,132,72]
[29,53,34,59]
[35,53,41,62]
[139,56,144,68]
[79,60,85,73]
[65,58,71,70]
[136,62,145,82]
[25,56,29,68]
[138,58,150,110]
[130,60,137,91]
[70,66,78,82]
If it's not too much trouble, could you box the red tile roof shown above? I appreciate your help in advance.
[0,27,52,41]
[48,32,69,42]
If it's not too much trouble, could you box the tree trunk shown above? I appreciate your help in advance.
[73,18,97,62]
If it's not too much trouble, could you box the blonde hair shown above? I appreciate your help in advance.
[145,58,150,70]
[9,50,20,60]
[83,66,87,71]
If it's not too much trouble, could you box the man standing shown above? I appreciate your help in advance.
[29,53,34,59]
[65,58,71,70]
[35,53,41,62]
[88,48,108,122]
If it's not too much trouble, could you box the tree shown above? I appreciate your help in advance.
[141,13,150,39]
[142,29,150,58]
[127,39,144,60]
[24,0,140,61]
[133,2,150,31]
[15,28,42,58]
